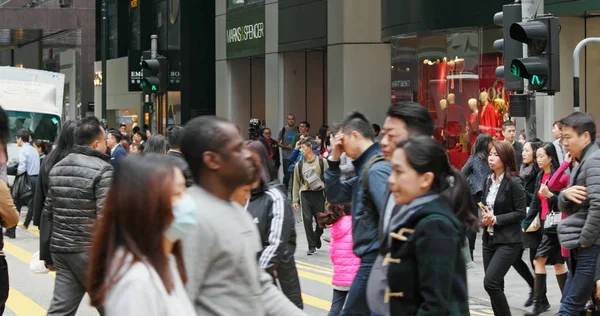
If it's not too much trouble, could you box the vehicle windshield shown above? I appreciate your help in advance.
[6,111,61,143]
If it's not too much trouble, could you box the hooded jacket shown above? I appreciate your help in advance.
[47,145,113,253]
[246,181,303,309]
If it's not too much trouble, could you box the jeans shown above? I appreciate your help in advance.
[558,245,600,315]
[341,252,377,316]
[328,289,349,316]
[482,242,522,316]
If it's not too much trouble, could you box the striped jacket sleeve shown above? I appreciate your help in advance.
[260,188,294,272]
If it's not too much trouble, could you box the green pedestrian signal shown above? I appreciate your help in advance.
[531,75,541,85]
[152,85,157,91]
[510,64,520,77]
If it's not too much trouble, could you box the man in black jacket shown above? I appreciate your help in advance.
[167,125,194,187]
[46,116,112,315]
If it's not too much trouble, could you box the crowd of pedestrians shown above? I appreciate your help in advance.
[0,102,597,316]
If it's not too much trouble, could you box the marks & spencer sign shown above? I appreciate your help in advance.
[226,7,265,59]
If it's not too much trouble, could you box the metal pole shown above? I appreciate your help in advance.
[101,0,107,123]
[573,38,600,112]
[150,35,158,135]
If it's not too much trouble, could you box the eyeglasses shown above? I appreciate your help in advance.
[264,132,271,135]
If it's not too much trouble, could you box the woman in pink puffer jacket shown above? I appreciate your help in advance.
[318,203,360,316]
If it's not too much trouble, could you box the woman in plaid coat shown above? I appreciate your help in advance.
[384,136,478,315]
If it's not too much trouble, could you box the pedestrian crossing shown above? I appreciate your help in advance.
[2,223,495,315]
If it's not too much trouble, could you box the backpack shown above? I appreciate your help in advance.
[279,126,299,142]
[361,154,385,207]
[298,157,325,191]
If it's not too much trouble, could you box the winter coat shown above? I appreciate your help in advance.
[47,145,113,253]
[330,215,360,287]
[246,181,303,309]
[385,193,469,316]
[559,144,600,248]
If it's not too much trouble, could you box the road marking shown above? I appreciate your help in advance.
[295,262,333,275]
[4,241,55,277]
[295,259,334,273]
[18,222,39,236]
[6,287,46,315]
[297,270,331,285]
[301,293,330,311]
[470,310,494,316]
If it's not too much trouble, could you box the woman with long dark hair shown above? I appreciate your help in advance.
[236,140,303,309]
[384,136,478,314]
[522,142,567,315]
[481,140,527,315]
[516,139,543,307]
[36,120,77,268]
[87,155,195,315]
[462,133,493,260]
[316,125,330,157]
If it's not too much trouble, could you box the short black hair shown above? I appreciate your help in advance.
[180,116,231,183]
[299,121,310,130]
[167,125,184,149]
[119,123,126,128]
[386,102,434,136]
[133,126,140,134]
[108,130,123,142]
[502,120,515,131]
[372,123,381,135]
[16,128,30,142]
[340,111,374,139]
[560,112,596,142]
[76,116,104,146]
[134,131,147,142]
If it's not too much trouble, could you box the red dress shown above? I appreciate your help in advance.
[480,103,497,136]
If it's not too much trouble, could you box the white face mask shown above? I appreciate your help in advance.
[165,194,198,242]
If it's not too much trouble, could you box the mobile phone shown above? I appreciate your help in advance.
[478,202,486,211]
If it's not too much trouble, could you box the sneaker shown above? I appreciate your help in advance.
[4,231,15,239]
[316,238,322,249]
[307,248,316,255]
[18,224,28,230]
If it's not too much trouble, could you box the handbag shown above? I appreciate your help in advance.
[544,211,562,233]
[11,172,33,201]
[526,207,541,232]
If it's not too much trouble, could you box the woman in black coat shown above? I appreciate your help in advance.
[481,140,527,316]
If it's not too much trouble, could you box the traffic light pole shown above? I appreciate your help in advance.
[150,35,158,135]
[521,0,537,139]
[101,0,107,125]
[573,38,600,112]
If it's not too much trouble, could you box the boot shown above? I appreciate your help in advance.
[526,274,551,316]
[556,272,567,295]
[524,291,534,307]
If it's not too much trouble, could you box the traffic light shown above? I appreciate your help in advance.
[509,15,560,94]
[143,101,154,113]
[493,3,524,92]
[140,54,168,94]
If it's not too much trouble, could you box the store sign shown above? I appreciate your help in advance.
[226,7,265,59]
[226,22,264,44]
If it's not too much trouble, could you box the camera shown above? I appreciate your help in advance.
[248,118,261,140]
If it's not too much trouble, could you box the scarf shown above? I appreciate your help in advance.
[520,163,535,179]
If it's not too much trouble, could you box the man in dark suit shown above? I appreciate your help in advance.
[166,125,194,187]
[107,130,127,168]
[502,120,523,169]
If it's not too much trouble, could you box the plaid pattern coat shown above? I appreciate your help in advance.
[385,194,469,316]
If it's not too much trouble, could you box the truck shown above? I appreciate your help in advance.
[0,67,64,180]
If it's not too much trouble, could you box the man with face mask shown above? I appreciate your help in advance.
[367,102,434,316]
[46,116,113,315]
[180,116,305,316]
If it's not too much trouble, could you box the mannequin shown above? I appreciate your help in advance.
[446,93,465,136]
[438,99,448,129]
[494,98,508,140]
[479,91,497,136]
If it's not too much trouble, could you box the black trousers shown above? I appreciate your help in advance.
[0,257,8,315]
[483,242,522,316]
[300,190,325,249]
[467,192,483,256]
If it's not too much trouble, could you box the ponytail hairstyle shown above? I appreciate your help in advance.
[317,203,351,228]
[397,136,479,232]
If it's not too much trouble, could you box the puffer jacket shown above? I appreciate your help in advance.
[559,144,600,248]
[48,145,113,253]
[246,181,303,309]
[330,215,360,287]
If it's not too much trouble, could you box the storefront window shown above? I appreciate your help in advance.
[391,27,509,169]
[108,109,139,132]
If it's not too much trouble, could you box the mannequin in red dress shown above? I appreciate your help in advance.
[467,98,479,145]
[494,98,508,140]
[479,91,497,137]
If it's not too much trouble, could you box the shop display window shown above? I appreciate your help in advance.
[391,28,510,169]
